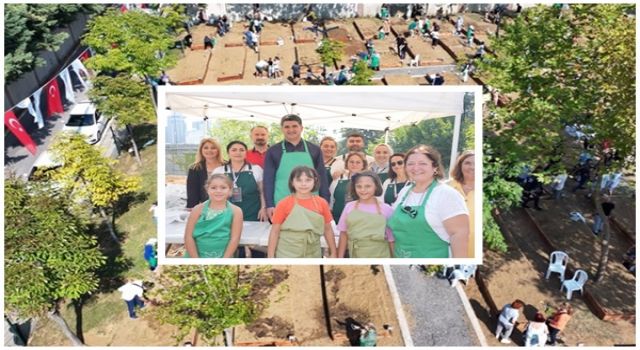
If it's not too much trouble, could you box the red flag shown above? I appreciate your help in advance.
[120,4,128,13]
[45,79,64,116]
[4,110,37,155]
[79,50,90,61]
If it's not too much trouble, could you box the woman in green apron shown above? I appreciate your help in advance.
[336,172,395,258]
[213,141,267,222]
[370,143,392,183]
[267,166,337,258]
[184,174,243,258]
[320,136,338,186]
[330,152,368,222]
[387,145,469,258]
[381,153,410,205]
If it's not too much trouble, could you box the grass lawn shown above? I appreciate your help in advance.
[30,126,159,345]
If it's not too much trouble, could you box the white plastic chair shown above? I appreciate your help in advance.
[449,264,477,287]
[545,251,569,281]
[409,54,420,67]
[560,269,588,300]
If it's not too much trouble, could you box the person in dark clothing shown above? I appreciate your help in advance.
[204,35,214,50]
[592,194,615,235]
[184,33,193,49]
[571,160,591,192]
[291,60,301,81]
[522,175,544,210]
[396,35,408,60]
[335,317,365,346]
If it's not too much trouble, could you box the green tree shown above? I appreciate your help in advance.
[89,75,156,165]
[316,39,345,79]
[149,266,267,345]
[348,60,374,85]
[4,178,105,346]
[49,133,141,244]
[389,117,457,169]
[4,4,104,82]
[479,4,635,278]
[83,8,177,78]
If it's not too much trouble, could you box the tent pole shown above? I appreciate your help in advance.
[448,113,462,178]
[384,128,390,144]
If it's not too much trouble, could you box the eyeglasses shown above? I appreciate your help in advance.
[401,206,418,219]
[390,160,404,167]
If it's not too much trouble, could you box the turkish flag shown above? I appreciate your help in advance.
[120,4,128,13]
[45,79,64,116]
[79,49,91,61]
[4,110,37,155]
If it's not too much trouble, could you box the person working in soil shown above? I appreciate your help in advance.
[546,303,573,346]
[495,299,525,344]
[263,114,330,221]
[118,279,146,319]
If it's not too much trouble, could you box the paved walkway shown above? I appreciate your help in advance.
[373,64,458,79]
[390,265,479,346]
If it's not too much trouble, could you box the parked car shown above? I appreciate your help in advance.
[27,150,61,181]
[62,102,110,144]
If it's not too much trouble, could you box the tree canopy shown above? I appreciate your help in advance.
[149,266,267,345]
[83,8,179,77]
[479,4,635,260]
[4,177,105,318]
[4,4,103,82]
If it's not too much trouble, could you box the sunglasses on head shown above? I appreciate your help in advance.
[401,206,418,219]
[390,160,404,167]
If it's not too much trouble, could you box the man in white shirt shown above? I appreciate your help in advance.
[118,279,145,319]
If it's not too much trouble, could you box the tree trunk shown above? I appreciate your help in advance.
[47,307,85,346]
[593,172,610,283]
[99,206,119,244]
[126,124,142,165]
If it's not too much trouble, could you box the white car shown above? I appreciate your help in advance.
[63,102,110,144]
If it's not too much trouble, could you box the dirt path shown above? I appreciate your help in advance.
[481,208,636,346]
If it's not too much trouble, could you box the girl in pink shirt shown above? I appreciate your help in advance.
[337,171,394,258]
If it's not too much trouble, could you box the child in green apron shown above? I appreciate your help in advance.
[267,166,337,258]
[336,172,395,258]
[183,174,243,258]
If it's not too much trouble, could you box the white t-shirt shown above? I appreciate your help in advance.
[552,173,568,190]
[118,281,144,301]
[498,304,520,325]
[391,182,468,243]
[212,163,263,185]
[330,153,376,177]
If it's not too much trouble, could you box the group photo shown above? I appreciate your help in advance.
[160,87,480,260]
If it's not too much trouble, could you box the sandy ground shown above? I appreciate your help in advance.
[234,265,403,346]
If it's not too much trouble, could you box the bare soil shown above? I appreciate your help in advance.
[234,265,403,346]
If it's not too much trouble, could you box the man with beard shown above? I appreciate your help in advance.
[246,125,269,168]
[330,132,375,178]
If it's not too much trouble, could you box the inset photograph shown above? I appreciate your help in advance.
[160,87,481,261]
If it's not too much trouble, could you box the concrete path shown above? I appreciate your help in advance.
[390,265,479,346]
[373,64,458,79]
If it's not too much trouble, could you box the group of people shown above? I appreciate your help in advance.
[254,56,282,79]
[496,300,574,346]
[181,114,475,259]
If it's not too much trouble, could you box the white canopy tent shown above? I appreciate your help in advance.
[165,89,467,173]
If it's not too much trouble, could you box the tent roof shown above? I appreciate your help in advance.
[166,90,466,131]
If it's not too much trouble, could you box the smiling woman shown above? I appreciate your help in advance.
[387,145,470,258]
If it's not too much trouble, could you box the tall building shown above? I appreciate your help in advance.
[166,113,187,144]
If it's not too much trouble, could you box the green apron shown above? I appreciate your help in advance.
[276,196,325,258]
[384,180,408,205]
[360,329,377,347]
[387,181,450,258]
[274,140,315,205]
[370,54,380,69]
[331,176,351,222]
[223,163,260,221]
[346,203,390,258]
[378,31,385,40]
[184,200,233,258]
[377,172,389,183]
[325,158,336,186]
